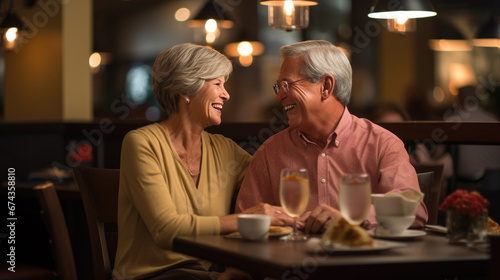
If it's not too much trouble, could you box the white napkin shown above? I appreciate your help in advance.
[385,190,424,216]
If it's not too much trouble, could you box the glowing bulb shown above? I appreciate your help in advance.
[396,16,408,25]
[284,0,294,16]
[89,52,102,68]
[5,28,17,42]
[205,19,217,33]
[206,32,216,43]
[237,41,253,56]
[239,55,253,67]
[175,8,190,22]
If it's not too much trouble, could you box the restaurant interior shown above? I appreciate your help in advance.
[1,0,500,279]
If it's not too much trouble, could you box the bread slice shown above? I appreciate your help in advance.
[322,216,374,247]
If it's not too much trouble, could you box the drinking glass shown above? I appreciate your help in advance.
[279,168,310,241]
[339,173,371,225]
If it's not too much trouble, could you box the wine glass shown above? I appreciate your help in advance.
[339,173,371,225]
[279,168,310,241]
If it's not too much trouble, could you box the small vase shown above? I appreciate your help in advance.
[446,209,488,244]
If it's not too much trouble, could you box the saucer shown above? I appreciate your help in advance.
[368,229,426,240]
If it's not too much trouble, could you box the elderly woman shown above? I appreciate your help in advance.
[113,43,292,280]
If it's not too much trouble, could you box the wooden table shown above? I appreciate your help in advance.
[173,232,490,279]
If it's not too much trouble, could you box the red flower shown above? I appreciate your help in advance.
[439,190,489,220]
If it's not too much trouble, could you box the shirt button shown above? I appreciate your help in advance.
[321,179,326,183]
[321,153,326,157]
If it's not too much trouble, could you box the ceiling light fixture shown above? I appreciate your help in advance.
[368,0,437,20]
[386,17,416,34]
[224,40,264,67]
[188,1,233,45]
[473,16,500,48]
[428,23,471,52]
[260,0,318,32]
[0,1,28,51]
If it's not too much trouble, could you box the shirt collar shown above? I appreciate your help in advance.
[294,106,351,149]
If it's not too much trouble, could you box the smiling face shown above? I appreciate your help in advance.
[191,76,229,128]
[276,56,323,132]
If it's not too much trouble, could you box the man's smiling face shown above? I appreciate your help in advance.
[276,56,323,131]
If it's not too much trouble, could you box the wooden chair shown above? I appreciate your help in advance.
[416,171,441,225]
[0,182,78,280]
[33,182,78,280]
[73,166,119,280]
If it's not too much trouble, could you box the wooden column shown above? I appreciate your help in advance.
[4,0,92,122]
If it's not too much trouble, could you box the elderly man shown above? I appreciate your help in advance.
[235,40,427,233]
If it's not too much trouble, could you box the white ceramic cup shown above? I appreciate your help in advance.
[237,214,271,241]
[375,215,415,235]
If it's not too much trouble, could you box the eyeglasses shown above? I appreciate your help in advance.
[273,77,310,95]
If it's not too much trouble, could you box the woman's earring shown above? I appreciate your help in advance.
[186,98,190,104]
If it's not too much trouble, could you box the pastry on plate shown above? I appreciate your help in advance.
[322,216,374,247]
[488,217,500,235]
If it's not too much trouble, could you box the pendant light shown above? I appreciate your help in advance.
[473,16,500,48]
[0,1,28,51]
[386,18,416,34]
[188,0,233,45]
[260,0,318,31]
[368,0,437,20]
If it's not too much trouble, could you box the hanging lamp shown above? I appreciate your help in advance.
[473,16,500,48]
[0,3,28,50]
[188,0,234,45]
[368,0,437,20]
[260,0,318,31]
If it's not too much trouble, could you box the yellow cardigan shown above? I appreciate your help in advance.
[114,123,251,279]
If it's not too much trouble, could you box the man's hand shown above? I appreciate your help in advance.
[299,204,341,234]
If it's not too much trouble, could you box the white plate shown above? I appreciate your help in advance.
[305,237,406,254]
[368,229,426,240]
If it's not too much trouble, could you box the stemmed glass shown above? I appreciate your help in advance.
[339,173,371,225]
[279,168,310,241]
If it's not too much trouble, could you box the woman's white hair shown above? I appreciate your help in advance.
[152,43,232,118]
[280,40,352,105]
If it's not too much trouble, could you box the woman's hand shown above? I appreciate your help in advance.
[299,204,340,234]
[241,203,295,227]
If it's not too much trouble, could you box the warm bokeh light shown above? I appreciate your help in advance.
[428,39,472,51]
[206,32,216,43]
[433,87,445,102]
[174,8,190,22]
[396,16,408,25]
[472,38,500,48]
[387,18,416,33]
[237,41,253,56]
[448,63,476,96]
[239,55,253,67]
[284,0,294,16]
[5,28,17,42]
[205,19,217,33]
[89,52,101,68]
[224,41,264,57]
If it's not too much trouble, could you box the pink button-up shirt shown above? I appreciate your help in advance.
[235,107,428,228]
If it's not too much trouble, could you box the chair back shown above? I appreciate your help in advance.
[73,166,120,280]
[34,182,78,280]
[417,171,440,225]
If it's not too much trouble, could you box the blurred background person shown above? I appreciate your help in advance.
[444,85,500,184]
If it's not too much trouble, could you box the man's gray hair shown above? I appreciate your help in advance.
[280,40,352,105]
